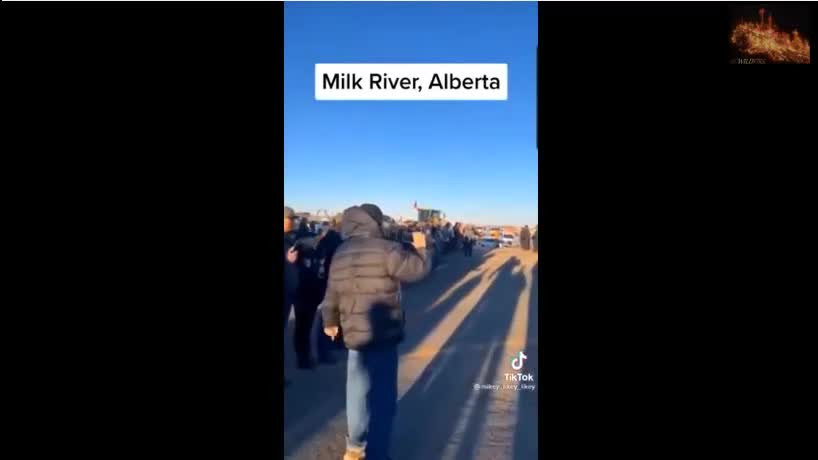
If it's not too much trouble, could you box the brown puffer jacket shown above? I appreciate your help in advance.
[322,206,431,350]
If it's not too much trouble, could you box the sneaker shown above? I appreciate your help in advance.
[342,447,365,460]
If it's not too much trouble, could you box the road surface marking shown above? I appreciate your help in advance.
[439,342,500,460]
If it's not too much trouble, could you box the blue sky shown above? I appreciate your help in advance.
[284,2,538,226]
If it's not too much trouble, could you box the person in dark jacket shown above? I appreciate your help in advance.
[284,207,299,329]
[463,235,474,257]
[532,228,538,253]
[285,211,324,369]
[312,217,344,363]
[322,204,431,460]
[520,225,531,251]
[297,217,310,236]
[283,207,299,387]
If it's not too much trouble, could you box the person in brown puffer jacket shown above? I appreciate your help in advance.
[322,204,431,460]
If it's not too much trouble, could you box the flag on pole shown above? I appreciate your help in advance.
[413,200,418,210]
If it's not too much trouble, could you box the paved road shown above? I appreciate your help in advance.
[284,247,538,460]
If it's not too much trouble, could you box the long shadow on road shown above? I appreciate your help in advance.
[283,252,492,457]
[512,261,538,460]
[391,256,526,460]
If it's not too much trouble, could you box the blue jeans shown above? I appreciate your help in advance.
[346,345,399,460]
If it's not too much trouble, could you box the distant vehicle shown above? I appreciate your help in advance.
[479,237,500,249]
[417,208,443,224]
[500,234,515,247]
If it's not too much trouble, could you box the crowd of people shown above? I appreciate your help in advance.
[282,203,537,460]
[393,221,474,261]
[284,203,431,460]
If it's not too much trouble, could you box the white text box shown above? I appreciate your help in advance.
[315,63,508,101]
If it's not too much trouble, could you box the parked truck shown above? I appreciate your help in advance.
[417,208,444,225]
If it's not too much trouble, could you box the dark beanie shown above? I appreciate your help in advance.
[360,203,383,225]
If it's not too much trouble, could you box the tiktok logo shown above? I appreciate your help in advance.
[511,351,527,371]
[505,351,534,384]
